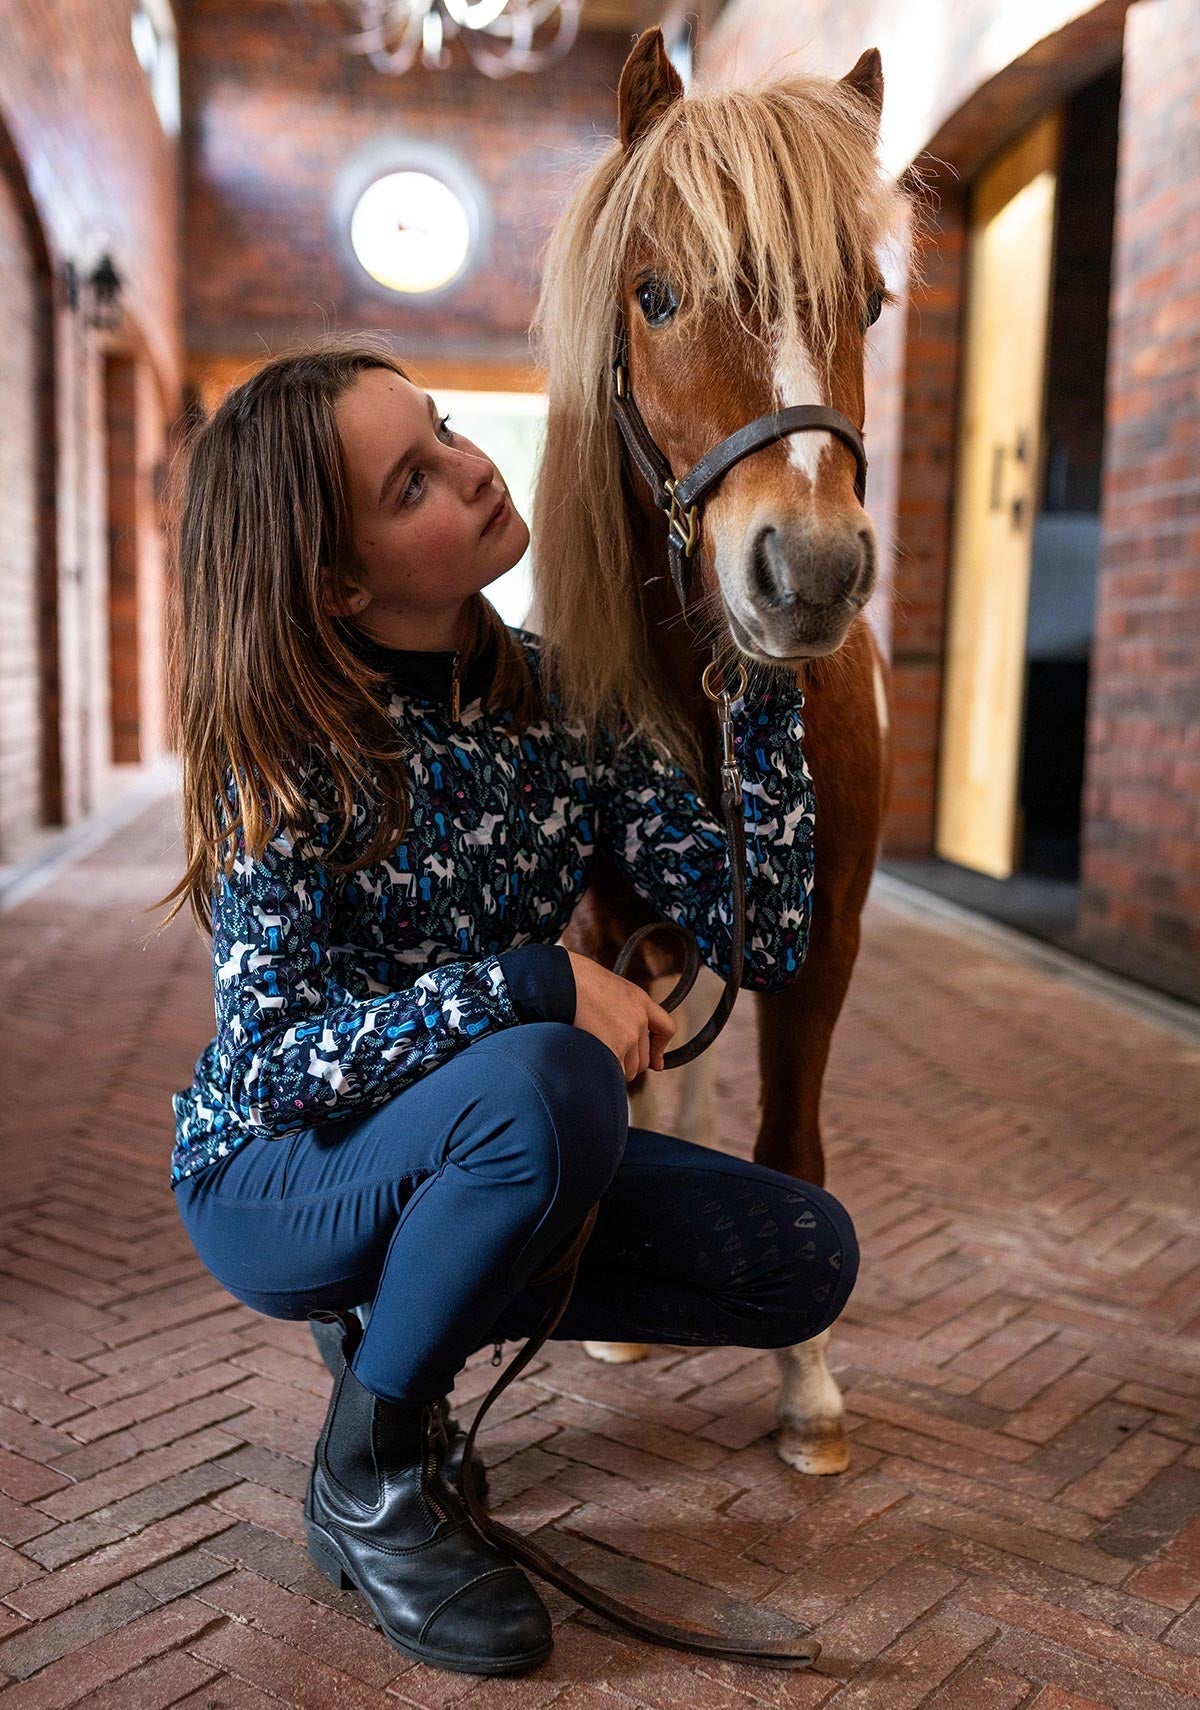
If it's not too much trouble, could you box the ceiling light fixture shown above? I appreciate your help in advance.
[322,0,580,78]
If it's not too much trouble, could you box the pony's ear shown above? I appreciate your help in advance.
[617,26,684,153]
[840,48,884,136]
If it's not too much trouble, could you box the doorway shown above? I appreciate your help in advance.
[935,66,1121,894]
[1019,65,1121,881]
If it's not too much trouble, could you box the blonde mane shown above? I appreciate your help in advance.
[527,66,913,782]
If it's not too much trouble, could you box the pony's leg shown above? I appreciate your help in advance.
[757,915,859,1473]
[757,622,890,1475]
[582,972,681,1366]
[774,1329,849,1474]
[672,963,722,1149]
[755,874,871,1476]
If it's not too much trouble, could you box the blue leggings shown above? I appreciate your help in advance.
[174,1023,859,1403]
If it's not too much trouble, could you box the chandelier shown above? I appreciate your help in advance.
[325,0,581,78]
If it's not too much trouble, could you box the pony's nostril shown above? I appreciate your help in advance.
[750,525,779,604]
[844,529,875,606]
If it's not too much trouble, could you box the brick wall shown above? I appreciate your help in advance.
[1077,0,1200,988]
[0,0,182,856]
[886,201,968,855]
[181,0,634,373]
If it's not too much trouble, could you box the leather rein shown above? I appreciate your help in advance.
[455,317,870,1669]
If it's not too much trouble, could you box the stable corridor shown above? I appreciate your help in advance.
[0,790,1198,1708]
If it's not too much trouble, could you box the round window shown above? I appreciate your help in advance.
[348,170,473,295]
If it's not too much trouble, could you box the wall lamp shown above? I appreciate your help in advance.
[64,252,124,332]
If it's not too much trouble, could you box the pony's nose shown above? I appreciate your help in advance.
[749,524,872,609]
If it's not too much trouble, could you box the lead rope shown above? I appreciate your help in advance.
[454,641,821,1669]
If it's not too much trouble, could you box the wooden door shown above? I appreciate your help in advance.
[936,113,1061,878]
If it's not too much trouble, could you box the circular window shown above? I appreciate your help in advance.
[348,169,473,296]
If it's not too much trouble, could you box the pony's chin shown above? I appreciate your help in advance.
[725,603,845,664]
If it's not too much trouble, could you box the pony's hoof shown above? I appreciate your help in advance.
[775,1422,851,1476]
[582,1340,648,1363]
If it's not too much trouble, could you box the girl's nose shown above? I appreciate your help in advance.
[465,449,495,500]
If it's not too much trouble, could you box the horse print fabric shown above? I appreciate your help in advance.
[170,627,815,1184]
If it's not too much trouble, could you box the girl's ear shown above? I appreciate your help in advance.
[321,564,371,618]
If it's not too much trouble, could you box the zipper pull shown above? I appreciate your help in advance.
[451,650,461,722]
[491,1339,503,1367]
[421,1403,450,1524]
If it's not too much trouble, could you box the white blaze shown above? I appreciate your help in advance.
[772,330,830,485]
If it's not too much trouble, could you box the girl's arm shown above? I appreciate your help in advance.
[211,760,572,1140]
[590,676,814,992]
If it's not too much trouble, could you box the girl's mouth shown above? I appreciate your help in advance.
[481,494,509,536]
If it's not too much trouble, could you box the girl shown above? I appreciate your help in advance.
[156,334,859,1678]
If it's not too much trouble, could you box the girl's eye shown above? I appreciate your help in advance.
[400,415,455,507]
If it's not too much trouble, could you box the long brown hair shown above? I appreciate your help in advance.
[149,333,540,940]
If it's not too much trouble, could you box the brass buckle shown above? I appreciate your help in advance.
[663,477,700,558]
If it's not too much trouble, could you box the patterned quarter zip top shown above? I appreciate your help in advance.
[170,623,816,1186]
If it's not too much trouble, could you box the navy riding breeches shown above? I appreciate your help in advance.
[173,1022,859,1402]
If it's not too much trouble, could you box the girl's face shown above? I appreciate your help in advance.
[326,366,530,645]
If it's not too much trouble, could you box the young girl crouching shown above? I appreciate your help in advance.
[154,336,859,1678]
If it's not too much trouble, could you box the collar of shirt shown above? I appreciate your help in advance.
[339,620,500,708]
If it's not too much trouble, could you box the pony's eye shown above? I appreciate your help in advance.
[862,287,885,330]
[635,277,679,327]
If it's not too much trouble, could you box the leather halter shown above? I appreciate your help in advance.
[610,317,868,629]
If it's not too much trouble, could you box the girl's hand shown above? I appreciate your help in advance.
[565,952,676,1081]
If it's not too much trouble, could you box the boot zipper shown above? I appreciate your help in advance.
[422,1404,451,1525]
[450,649,461,723]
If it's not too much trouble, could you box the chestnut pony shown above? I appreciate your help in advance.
[527,29,912,1473]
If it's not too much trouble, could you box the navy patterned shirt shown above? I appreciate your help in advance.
[170,624,815,1186]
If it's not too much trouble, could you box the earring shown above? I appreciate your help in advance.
[357,597,367,608]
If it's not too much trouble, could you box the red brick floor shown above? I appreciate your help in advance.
[2,792,1200,1709]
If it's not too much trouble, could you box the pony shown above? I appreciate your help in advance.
[528,27,913,1474]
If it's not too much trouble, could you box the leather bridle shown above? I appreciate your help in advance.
[455,314,872,1669]
[609,316,868,630]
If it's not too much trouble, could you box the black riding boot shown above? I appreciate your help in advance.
[308,1309,488,1499]
[304,1310,552,1676]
